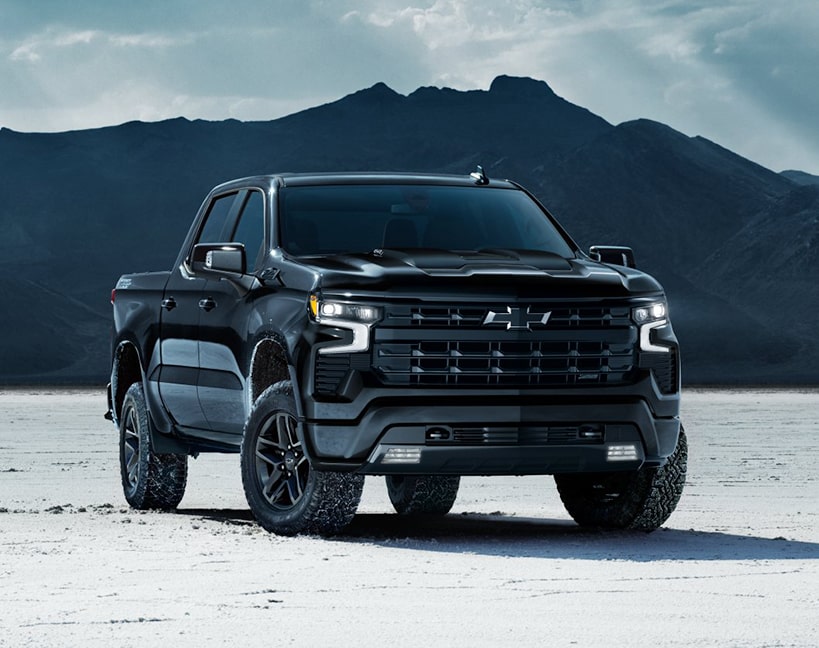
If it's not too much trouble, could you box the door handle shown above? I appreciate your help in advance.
[199,297,217,312]
[161,297,177,311]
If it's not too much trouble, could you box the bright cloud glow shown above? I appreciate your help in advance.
[0,0,817,173]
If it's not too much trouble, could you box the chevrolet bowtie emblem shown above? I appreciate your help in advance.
[482,307,552,330]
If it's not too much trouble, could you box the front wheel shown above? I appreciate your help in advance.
[554,427,687,532]
[240,381,364,536]
[119,382,188,510]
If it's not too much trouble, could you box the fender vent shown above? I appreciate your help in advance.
[314,353,369,395]
[641,351,678,395]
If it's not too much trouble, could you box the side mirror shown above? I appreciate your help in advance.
[191,243,247,276]
[589,245,636,269]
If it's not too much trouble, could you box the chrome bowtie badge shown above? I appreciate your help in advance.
[482,306,552,330]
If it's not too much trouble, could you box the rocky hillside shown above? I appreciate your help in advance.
[1,76,816,383]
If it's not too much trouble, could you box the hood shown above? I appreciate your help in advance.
[295,249,663,299]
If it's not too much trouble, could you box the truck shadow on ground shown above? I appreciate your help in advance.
[181,508,819,562]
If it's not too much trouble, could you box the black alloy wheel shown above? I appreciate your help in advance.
[254,411,310,510]
[240,381,364,536]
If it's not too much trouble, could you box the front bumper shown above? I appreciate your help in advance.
[300,376,680,475]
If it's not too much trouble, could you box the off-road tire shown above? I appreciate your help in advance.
[240,381,364,536]
[554,427,687,532]
[385,475,460,516]
[119,382,188,510]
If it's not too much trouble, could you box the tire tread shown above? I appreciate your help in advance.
[555,428,687,532]
[120,383,187,510]
[240,381,363,536]
[386,475,460,516]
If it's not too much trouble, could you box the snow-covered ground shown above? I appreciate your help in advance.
[1,388,817,647]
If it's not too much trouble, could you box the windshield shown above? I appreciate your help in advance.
[279,184,575,258]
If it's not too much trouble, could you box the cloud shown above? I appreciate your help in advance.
[344,0,819,172]
[0,0,818,172]
[8,26,191,63]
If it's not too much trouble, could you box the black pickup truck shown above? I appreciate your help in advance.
[108,170,686,535]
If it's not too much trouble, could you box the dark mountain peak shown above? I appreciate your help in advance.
[407,85,467,101]
[616,118,684,140]
[601,119,791,193]
[489,75,557,98]
[406,77,557,103]
[781,169,819,186]
[346,82,403,103]
[287,82,404,126]
[118,116,191,129]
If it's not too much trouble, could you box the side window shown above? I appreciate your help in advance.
[197,193,239,245]
[230,191,266,272]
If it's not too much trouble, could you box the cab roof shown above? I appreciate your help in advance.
[210,171,519,195]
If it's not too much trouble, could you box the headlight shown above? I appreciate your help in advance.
[310,295,381,323]
[632,301,667,324]
[309,294,381,354]
[632,300,671,353]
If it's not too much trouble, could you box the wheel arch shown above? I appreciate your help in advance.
[111,340,144,426]
[248,335,294,406]
[112,339,191,454]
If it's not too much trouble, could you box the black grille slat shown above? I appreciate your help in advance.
[383,304,632,329]
[374,336,636,387]
[407,307,487,327]
[376,303,637,388]
[440,426,600,445]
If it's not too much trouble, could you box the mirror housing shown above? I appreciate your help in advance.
[191,243,247,276]
[589,245,636,269]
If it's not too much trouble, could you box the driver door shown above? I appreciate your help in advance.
[158,190,243,431]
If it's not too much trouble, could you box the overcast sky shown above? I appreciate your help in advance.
[1,0,817,173]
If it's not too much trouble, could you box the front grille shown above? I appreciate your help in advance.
[314,302,646,394]
[382,304,632,329]
[373,333,636,387]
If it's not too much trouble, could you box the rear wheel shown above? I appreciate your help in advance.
[386,475,460,516]
[555,427,687,532]
[119,383,187,510]
[240,381,364,536]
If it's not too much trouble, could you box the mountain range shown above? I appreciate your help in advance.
[1,75,817,384]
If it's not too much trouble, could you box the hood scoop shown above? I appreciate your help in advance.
[372,248,573,275]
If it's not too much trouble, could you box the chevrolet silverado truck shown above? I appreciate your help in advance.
[107,169,686,536]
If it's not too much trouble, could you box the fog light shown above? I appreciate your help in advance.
[607,444,639,462]
[320,302,340,317]
[381,447,422,464]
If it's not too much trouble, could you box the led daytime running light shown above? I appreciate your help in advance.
[632,300,671,353]
[309,294,382,355]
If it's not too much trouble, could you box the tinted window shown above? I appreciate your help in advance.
[279,185,574,257]
[231,190,266,271]
[197,193,238,245]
